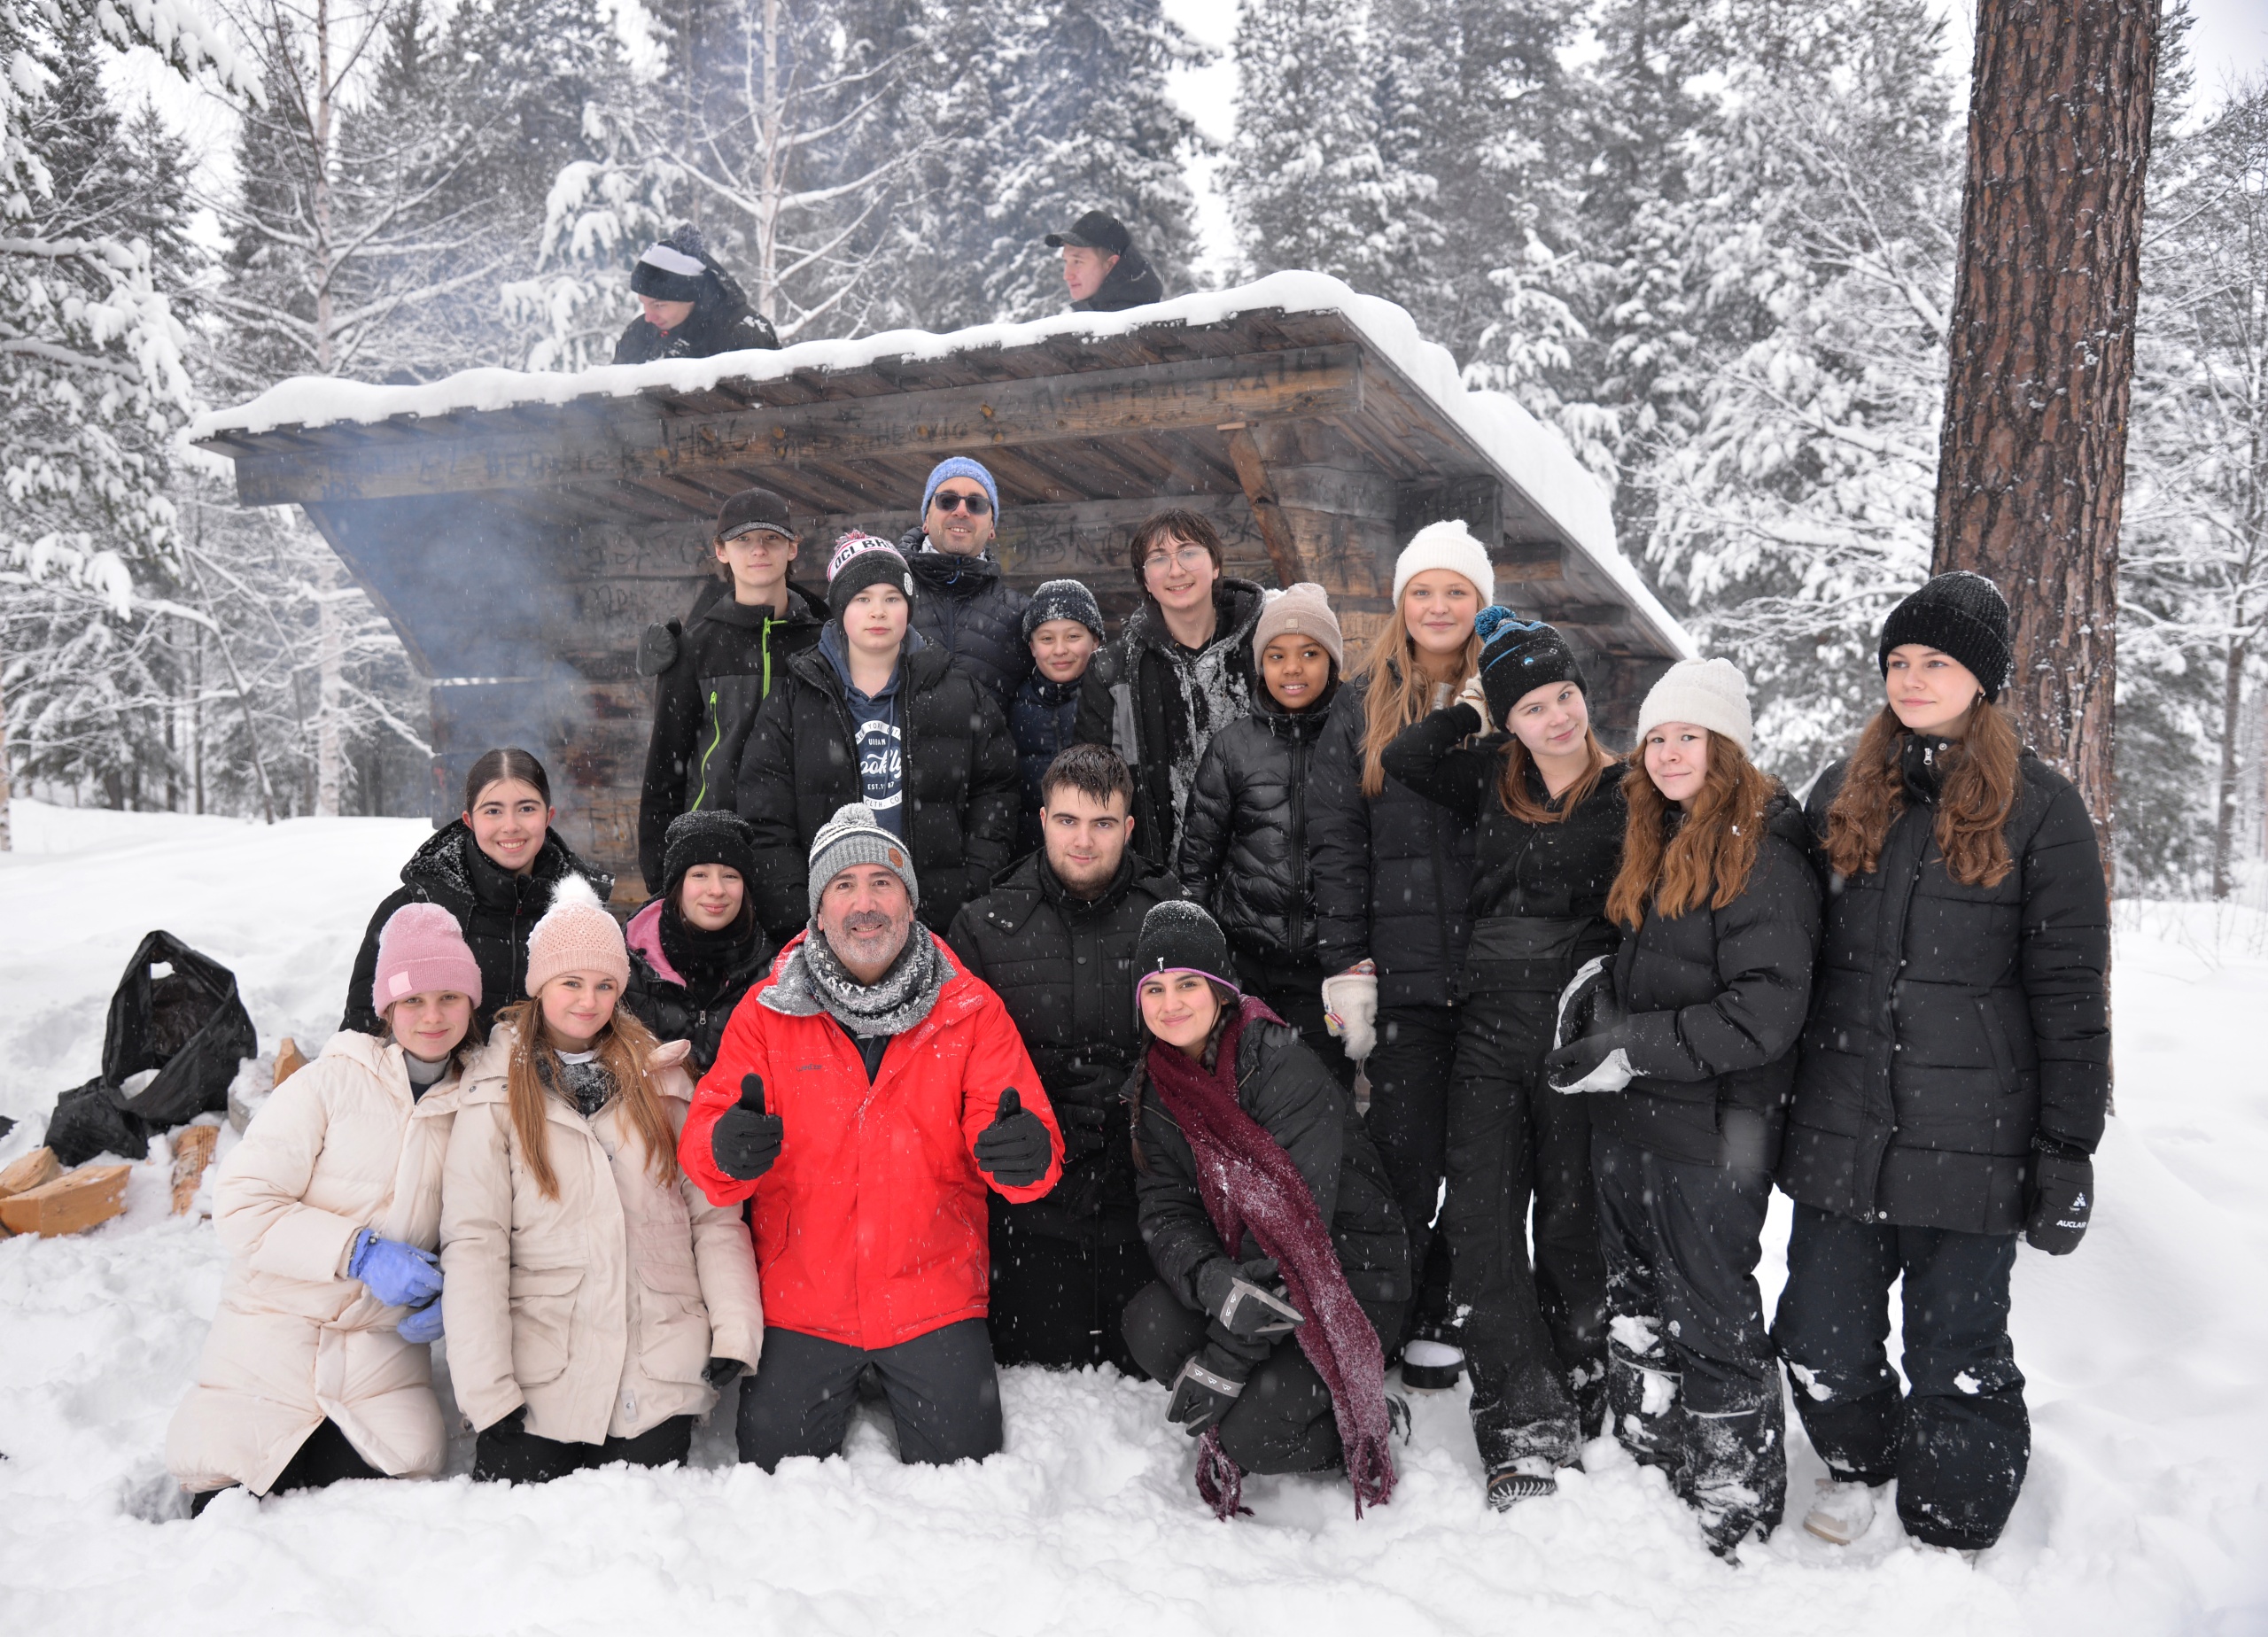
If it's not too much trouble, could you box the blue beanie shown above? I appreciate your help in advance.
[921,457,999,519]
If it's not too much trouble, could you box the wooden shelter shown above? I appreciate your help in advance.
[193,275,1691,899]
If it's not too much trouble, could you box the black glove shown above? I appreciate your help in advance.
[703,1356,746,1389]
[1555,957,1625,1051]
[1542,1025,1635,1093]
[2024,1143,2093,1255]
[1166,1344,1251,1437]
[1045,1062,1122,1164]
[483,1405,529,1441]
[973,1088,1052,1188]
[711,1075,783,1182]
[1197,1255,1304,1343]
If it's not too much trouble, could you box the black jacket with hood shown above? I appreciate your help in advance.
[897,526,1032,711]
[611,259,781,363]
[1074,578,1265,868]
[620,899,773,1075]
[734,629,1020,943]
[343,822,615,1036]
[637,580,827,889]
[1780,737,2109,1233]
[1176,681,1339,967]
[1070,246,1165,313]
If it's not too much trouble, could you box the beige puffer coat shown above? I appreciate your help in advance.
[167,1031,463,1494]
[439,1027,761,1447]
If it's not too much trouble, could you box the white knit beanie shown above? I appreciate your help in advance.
[1635,658,1754,756]
[1391,520,1495,608]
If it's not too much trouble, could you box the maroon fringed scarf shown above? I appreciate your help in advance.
[1143,996,1395,1519]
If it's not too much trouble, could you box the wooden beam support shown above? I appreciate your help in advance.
[235,347,1364,508]
[1219,425,1305,586]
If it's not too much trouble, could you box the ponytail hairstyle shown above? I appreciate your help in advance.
[1496,728,1616,823]
[1355,597,1481,798]
[462,747,551,813]
[1606,732,1779,929]
[494,996,677,1200]
[1823,703,2021,888]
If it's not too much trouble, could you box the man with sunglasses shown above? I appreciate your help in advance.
[897,457,1033,711]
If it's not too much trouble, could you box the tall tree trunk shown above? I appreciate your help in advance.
[316,566,345,817]
[1931,0,2163,888]
[0,663,12,852]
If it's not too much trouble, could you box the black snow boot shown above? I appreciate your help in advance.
[1606,1328,1684,1476]
[1681,1397,1786,1559]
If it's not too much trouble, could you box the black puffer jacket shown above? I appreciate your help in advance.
[1009,671,1082,857]
[946,850,1182,1245]
[734,639,1020,943]
[1133,1014,1411,1311]
[1070,246,1165,313]
[620,901,773,1075]
[898,529,1032,711]
[611,266,781,363]
[1074,578,1265,868]
[342,822,615,1036]
[1587,795,1821,1169]
[636,582,827,890]
[1177,685,1338,965]
[1307,674,1479,1006]
[1781,737,2109,1233]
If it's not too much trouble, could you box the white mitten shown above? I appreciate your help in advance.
[1321,967,1379,1063]
[1456,673,1493,737]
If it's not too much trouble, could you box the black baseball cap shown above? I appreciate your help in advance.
[1045,210,1131,257]
[715,486,796,543]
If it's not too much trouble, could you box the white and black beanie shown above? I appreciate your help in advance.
[826,532,914,625]
[1877,571,2012,702]
[630,229,712,304]
[1131,900,1238,994]
[1022,578,1105,643]
[807,803,919,913]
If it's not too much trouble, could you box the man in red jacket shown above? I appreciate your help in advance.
[682,801,1062,1470]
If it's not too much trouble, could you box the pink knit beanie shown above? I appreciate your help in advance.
[372,903,483,1016]
[524,874,630,995]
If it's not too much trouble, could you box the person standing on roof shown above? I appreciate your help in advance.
[896,457,1032,711]
[612,227,781,364]
[637,486,827,892]
[1047,211,1165,313]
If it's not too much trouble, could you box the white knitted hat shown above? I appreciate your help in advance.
[524,874,630,994]
[1635,658,1754,756]
[1391,520,1495,608]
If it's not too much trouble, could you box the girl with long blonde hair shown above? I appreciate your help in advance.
[1306,521,1489,1390]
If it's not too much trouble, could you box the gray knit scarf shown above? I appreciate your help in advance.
[761,921,952,1038]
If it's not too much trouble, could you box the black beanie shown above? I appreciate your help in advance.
[715,487,795,544]
[629,229,713,304]
[661,810,756,896]
[1021,578,1105,643]
[1878,571,2011,702]
[825,532,914,625]
[1473,607,1585,723]
[1132,900,1238,992]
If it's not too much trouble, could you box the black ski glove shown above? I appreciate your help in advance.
[1554,956,1626,1051]
[974,1088,1052,1188]
[711,1075,783,1182]
[1045,1062,1122,1164]
[1196,1255,1304,1343]
[1542,1025,1635,1093]
[2024,1141,2093,1255]
[703,1357,746,1389]
[1166,1343,1252,1437]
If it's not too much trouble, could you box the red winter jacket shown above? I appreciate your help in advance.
[681,930,1062,1351]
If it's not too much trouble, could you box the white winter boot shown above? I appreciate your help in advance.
[1801,1477,1881,1545]
[1486,1455,1558,1510]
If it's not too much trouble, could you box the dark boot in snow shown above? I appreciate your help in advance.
[1486,1455,1558,1510]
[1680,1399,1786,1559]
[1401,1336,1464,1392]
[1606,1330,1684,1475]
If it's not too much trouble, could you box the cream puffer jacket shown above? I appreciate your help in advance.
[439,1027,762,1447]
[167,1031,464,1494]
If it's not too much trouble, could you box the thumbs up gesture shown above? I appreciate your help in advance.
[711,1073,784,1182]
[972,1087,1052,1190]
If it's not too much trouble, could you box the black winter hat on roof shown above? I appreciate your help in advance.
[1045,210,1132,257]
[1132,899,1238,993]
[661,810,757,896]
[1472,605,1586,723]
[715,486,795,544]
[1021,578,1105,643]
[1877,570,2012,702]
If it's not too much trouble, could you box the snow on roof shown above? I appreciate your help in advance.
[190,271,1692,657]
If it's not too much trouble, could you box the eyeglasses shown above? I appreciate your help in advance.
[1142,545,1213,575]
[929,491,991,516]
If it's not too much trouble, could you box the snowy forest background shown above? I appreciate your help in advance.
[1,0,2263,897]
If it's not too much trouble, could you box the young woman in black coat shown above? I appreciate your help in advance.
[621,811,773,1075]
[1380,610,1626,1507]
[1545,657,1821,1556]
[1773,573,2109,1557]
[1118,901,1410,1518]
[1177,584,1346,1077]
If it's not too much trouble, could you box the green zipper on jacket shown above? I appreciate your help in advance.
[692,687,724,811]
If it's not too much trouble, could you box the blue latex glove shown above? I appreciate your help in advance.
[397,1301,444,1345]
[348,1228,443,1308]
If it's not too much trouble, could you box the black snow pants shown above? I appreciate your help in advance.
[189,1417,382,1513]
[1595,1130,1783,1553]
[1363,1001,1460,1345]
[737,1319,1004,1471]
[1773,1205,2027,1552]
[1122,1280,1399,1477]
[989,1210,1151,1374]
[1442,977,1608,1470]
[474,1412,694,1485]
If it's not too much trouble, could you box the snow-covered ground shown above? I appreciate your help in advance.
[2,801,2263,1635]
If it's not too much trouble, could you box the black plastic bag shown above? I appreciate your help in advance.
[46,933,258,1166]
